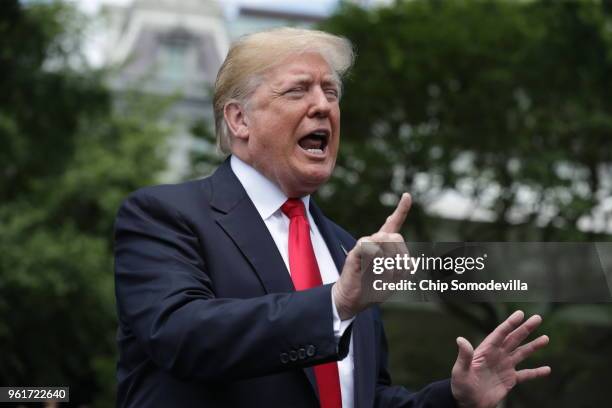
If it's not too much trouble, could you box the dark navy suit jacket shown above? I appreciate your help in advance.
[113,159,457,407]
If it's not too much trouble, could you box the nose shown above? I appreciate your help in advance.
[307,86,332,118]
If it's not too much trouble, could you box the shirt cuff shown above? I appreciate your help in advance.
[331,290,355,340]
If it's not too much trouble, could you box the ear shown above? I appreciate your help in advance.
[224,101,249,141]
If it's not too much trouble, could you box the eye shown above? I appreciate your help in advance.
[284,87,306,95]
[325,88,339,99]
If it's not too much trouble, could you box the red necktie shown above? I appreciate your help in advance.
[281,198,343,408]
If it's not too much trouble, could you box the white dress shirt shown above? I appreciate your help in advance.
[231,155,355,408]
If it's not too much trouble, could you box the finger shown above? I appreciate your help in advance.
[379,193,412,234]
[454,337,474,372]
[346,237,374,270]
[483,310,525,347]
[511,335,549,366]
[502,314,543,351]
[357,237,379,256]
[355,237,387,278]
[370,231,410,281]
[516,366,551,384]
[370,232,408,271]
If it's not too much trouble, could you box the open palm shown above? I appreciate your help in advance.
[451,311,551,408]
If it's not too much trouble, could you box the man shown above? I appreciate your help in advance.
[114,28,550,407]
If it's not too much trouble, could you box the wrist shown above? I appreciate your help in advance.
[450,384,479,408]
[332,283,355,321]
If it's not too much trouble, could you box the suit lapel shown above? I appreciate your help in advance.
[351,313,375,408]
[309,202,346,273]
[210,160,295,294]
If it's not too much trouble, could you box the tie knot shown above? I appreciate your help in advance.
[281,198,307,219]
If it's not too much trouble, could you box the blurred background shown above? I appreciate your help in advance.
[1,0,611,406]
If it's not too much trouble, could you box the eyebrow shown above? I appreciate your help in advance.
[283,74,340,89]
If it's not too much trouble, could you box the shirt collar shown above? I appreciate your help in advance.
[231,155,310,220]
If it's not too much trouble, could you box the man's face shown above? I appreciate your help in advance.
[241,52,341,197]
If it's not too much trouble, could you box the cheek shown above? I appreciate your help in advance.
[250,104,306,154]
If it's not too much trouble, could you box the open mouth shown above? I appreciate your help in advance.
[298,130,329,156]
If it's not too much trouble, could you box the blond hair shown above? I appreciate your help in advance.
[213,27,355,154]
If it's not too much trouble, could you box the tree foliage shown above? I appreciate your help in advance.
[319,0,612,242]
[0,1,169,405]
[317,2,612,406]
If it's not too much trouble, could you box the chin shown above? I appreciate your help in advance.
[300,168,333,190]
[284,160,335,196]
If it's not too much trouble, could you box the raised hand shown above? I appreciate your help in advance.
[451,310,551,408]
[332,193,412,320]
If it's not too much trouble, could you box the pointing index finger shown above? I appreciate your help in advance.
[379,193,412,233]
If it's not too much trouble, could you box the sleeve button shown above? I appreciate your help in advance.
[280,352,289,364]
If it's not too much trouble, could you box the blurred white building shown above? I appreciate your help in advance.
[101,0,327,178]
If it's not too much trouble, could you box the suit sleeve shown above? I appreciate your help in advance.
[114,190,349,382]
[372,306,457,408]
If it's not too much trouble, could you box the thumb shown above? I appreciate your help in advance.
[455,337,474,371]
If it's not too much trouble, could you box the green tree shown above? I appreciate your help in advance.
[320,0,612,242]
[0,1,170,405]
[316,1,612,407]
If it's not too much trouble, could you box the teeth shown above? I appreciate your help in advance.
[307,148,324,154]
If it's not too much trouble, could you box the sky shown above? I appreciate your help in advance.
[74,0,339,16]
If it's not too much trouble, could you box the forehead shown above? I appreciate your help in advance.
[264,52,337,84]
